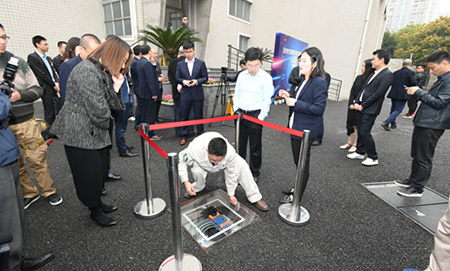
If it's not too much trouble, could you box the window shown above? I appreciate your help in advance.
[239,35,249,51]
[229,0,251,21]
[103,0,132,36]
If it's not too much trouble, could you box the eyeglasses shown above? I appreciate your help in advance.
[247,64,261,70]
[0,36,10,40]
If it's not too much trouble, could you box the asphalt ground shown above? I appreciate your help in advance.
[22,97,450,271]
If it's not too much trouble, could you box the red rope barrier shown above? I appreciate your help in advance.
[242,114,304,138]
[138,112,303,159]
[148,114,238,131]
[138,127,168,159]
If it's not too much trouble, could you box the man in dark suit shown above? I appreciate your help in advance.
[52,41,66,75]
[135,44,163,140]
[347,49,393,166]
[130,45,141,130]
[27,35,59,129]
[150,48,165,122]
[381,59,417,131]
[176,40,208,146]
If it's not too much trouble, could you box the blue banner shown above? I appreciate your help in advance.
[271,33,309,97]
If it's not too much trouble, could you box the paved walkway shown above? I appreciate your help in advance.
[23,98,450,270]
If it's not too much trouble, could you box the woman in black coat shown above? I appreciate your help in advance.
[339,59,374,152]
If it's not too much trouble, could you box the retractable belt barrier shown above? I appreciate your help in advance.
[137,112,310,270]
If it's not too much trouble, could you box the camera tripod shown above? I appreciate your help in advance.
[209,74,232,127]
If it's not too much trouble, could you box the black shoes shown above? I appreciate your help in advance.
[90,210,117,227]
[312,140,322,146]
[101,203,118,213]
[391,123,397,129]
[107,172,122,181]
[119,150,138,157]
[24,195,40,210]
[21,252,55,271]
[397,187,423,198]
[279,195,293,204]
[394,179,411,188]
[381,122,391,131]
[46,193,63,206]
[101,188,108,196]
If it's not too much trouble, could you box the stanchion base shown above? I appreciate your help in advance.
[278,203,310,226]
[134,198,166,219]
[159,254,202,271]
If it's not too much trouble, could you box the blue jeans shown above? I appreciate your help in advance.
[385,99,407,125]
[115,102,132,153]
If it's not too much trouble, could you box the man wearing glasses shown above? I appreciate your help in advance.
[233,47,274,182]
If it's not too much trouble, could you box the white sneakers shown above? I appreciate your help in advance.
[347,152,378,166]
[362,158,378,166]
[347,152,364,160]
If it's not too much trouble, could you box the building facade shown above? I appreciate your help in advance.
[2,0,388,100]
[385,0,441,32]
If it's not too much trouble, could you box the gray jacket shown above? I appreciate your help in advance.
[51,59,124,149]
[413,72,450,130]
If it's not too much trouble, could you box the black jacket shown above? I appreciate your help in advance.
[356,67,393,115]
[387,67,417,100]
[413,72,450,130]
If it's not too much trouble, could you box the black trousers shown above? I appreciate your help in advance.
[41,85,57,127]
[355,112,378,160]
[408,126,444,193]
[407,95,418,115]
[291,138,312,201]
[180,99,204,139]
[141,98,158,137]
[238,110,262,177]
[64,146,107,209]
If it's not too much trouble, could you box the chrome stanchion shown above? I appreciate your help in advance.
[160,153,202,271]
[235,112,242,152]
[134,123,166,219]
[278,130,311,226]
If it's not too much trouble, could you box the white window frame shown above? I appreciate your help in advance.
[227,0,253,24]
[237,33,251,52]
[102,0,137,41]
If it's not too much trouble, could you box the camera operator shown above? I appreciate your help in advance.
[0,24,54,270]
[0,23,62,210]
[226,59,247,83]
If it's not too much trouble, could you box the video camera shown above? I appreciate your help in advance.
[0,57,19,97]
[221,67,228,80]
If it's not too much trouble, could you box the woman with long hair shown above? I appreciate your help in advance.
[339,59,375,152]
[60,37,80,62]
[278,47,328,203]
[51,35,132,226]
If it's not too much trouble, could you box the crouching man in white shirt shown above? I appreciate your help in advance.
[178,132,269,211]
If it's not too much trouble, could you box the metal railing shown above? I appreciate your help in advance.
[328,78,342,102]
[227,45,273,71]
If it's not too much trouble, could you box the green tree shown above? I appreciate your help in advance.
[140,25,201,65]
[392,16,450,64]
[381,31,397,56]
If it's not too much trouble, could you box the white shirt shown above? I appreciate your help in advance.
[185,57,195,76]
[233,69,274,120]
[289,80,307,129]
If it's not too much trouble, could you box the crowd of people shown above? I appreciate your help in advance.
[1,16,449,270]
